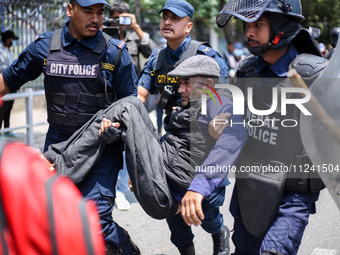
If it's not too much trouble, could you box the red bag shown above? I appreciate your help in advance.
[0,141,105,255]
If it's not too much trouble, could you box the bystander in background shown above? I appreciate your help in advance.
[0,30,19,137]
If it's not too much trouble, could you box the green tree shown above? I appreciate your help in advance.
[301,0,340,45]
[113,0,340,47]
[118,0,221,43]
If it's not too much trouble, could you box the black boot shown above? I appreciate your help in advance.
[178,241,195,255]
[211,225,230,255]
[105,229,141,255]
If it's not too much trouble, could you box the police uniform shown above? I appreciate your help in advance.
[216,0,327,254]
[230,44,326,255]
[2,21,138,254]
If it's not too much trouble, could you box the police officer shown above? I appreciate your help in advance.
[325,27,340,60]
[138,0,229,129]
[215,0,327,254]
[0,0,139,254]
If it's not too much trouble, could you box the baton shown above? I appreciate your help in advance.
[287,69,340,145]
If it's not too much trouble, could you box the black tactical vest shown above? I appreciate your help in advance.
[44,29,113,134]
[236,56,326,193]
[234,54,327,238]
[153,40,210,89]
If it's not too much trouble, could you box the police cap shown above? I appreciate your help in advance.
[73,0,110,7]
[159,0,194,19]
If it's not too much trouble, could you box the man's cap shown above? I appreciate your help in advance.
[74,0,110,7]
[167,55,220,78]
[159,0,194,19]
[1,30,19,41]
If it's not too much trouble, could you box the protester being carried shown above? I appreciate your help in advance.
[44,55,248,255]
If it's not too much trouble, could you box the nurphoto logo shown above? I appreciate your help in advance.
[201,84,312,129]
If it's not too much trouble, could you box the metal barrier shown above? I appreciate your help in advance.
[1,88,46,146]
[1,0,67,91]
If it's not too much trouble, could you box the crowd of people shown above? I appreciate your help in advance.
[0,0,337,254]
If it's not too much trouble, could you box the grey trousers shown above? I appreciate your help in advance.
[44,96,178,219]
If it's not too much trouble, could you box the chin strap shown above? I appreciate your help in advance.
[246,44,270,56]
[246,31,287,56]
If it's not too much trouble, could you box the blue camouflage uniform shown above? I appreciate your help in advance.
[2,21,138,254]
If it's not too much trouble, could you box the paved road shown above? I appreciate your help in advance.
[7,107,340,255]
[113,180,340,255]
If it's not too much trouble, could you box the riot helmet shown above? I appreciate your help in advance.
[330,27,340,48]
[216,0,304,56]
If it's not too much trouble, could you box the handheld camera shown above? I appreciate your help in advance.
[102,17,132,27]
[102,17,132,39]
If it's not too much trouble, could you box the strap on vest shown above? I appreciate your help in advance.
[50,29,62,51]
[176,40,210,67]
[92,32,111,54]
[51,29,110,54]
[48,111,94,126]
[153,40,211,71]
[45,91,114,108]
[105,41,124,105]
[154,48,165,71]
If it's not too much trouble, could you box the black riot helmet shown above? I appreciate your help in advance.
[216,0,303,27]
[330,27,340,48]
[216,0,321,56]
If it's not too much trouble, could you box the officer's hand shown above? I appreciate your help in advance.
[181,191,204,227]
[99,118,122,144]
[209,112,231,139]
[99,118,120,136]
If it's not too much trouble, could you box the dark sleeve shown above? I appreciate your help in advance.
[138,53,157,94]
[188,96,248,197]
[105,42,138,98]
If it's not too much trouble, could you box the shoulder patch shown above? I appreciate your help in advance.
[151,48,162,57]
[102,63,115,71]
[197,45,216,57]
[109,38,127,50]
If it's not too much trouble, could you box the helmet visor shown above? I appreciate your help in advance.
[216,0,272,28]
